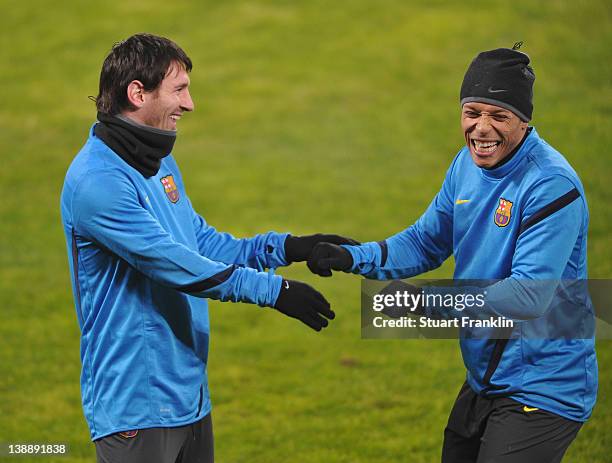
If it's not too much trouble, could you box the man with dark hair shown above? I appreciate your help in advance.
[61,33,356,463]
[308,46,597,462]
[95,33,193,116]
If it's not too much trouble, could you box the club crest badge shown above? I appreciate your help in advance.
[160,175,179,203]
[494,198,513,227]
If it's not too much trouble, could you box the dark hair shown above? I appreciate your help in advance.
[95,33,192,115]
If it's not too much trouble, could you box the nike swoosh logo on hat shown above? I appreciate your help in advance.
[488,87,508,93]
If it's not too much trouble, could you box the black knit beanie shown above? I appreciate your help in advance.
[460,47,535,121]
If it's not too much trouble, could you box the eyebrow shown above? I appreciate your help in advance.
[464,106,509,115]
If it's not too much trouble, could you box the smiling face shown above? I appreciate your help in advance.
[461,102,528,168]
[124,61,194,131]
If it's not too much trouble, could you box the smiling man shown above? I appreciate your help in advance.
[308,46,597,462]
[60,33,356,463]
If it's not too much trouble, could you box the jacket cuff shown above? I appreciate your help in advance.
[241,268,283,307]
[342,242,382,275]
[263,232,291,269]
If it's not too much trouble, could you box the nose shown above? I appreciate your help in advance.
[181,89,194,112]
[474,114,492,134]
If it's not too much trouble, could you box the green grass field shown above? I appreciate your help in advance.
[1,0,610,461]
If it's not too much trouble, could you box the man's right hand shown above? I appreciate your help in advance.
[307,243,354,277]
[273,279,335,331]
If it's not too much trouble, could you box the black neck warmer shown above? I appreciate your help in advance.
[94,112,177,178]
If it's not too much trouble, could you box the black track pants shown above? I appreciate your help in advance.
[442,382,582,463]
[95,413,214,463]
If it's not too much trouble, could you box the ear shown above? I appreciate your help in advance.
[126,80,146,108]
[520,120,529,130]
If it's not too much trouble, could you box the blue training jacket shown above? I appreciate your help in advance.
[345,128,597,421]
[61,126,288,439]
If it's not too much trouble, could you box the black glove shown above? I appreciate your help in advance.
[274,279,335,331]
[284,234,360,263]
[376,280,423,319]
[307,242,354,277]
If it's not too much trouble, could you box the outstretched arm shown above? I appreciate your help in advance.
[189,198,357,270]
[308,160,456,279]
[71,169,334,330]
[189,204,287,271]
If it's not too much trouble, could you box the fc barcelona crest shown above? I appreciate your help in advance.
[494,198,513,227]
[160,175,180,203]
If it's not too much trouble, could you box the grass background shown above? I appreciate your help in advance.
[1,0,610,461]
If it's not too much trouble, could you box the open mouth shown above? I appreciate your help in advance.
[471,139,500,155]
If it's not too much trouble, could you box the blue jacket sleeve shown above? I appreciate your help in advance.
[71,169,282,307]
[344,160,456,279]
[186,197,288,271]
[484,175,584,320]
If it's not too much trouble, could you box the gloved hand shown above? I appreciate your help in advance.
[274,279,335,331]
[284,234,360,263]
[307,242,354,277]
[376,280,423,319]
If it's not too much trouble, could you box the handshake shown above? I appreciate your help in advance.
[274,234,358,332]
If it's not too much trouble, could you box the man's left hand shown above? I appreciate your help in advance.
[284,234,360,263]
